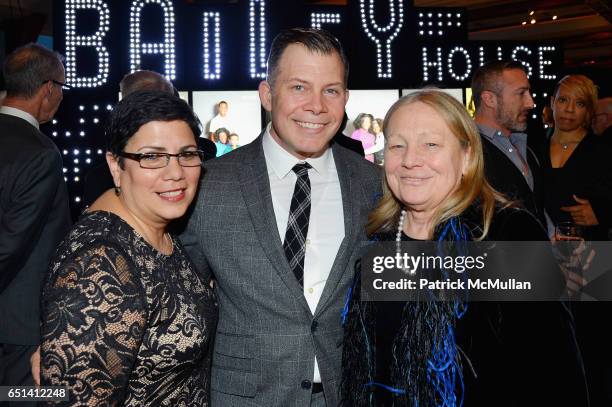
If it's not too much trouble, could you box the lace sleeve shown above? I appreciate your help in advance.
[41,243,147,406]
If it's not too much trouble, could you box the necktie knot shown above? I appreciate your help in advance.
[292,162,312,178]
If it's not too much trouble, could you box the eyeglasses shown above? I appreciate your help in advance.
[42,79,73,91]
[119,151,204,169]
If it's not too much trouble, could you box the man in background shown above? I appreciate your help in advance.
[119,69,174,96]
[208,100,231,137]
[0,43,71,398]
[82,70,216,206]
[593,97,612,138]
[471,60,546,227]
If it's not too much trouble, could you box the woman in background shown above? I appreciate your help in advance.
[213,127,231,157]
[340,90,587,406]
[351,113,376,162]
[40,91,217,406]
[364,117,385,165]
[543,74,612,240]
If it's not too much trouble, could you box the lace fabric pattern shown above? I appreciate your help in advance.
[41,211,217,406]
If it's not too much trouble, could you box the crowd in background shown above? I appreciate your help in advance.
[1,26,612,407]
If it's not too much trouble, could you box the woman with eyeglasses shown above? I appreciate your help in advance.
[40,91,217,406]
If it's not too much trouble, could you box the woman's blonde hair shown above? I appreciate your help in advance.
[553,75,598,128]
[366,89,507,240]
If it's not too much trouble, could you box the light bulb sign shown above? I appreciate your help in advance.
[55,0,561,91]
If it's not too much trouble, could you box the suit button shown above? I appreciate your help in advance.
[301,380,312,390]
[311,320,318,332]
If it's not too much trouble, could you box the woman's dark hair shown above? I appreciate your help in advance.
[106,91,202,162]
[353,113,374,130]
[213,127,230,143]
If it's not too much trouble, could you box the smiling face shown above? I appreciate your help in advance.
[552,85,589,132]
[384,102,470,214]
[218,102,228,117]
[372,120,382,135]
[218,131,228,144]
[361,116,372,131]
[494,68,534,134]
[259,44,348,159]
[108,120,201,227]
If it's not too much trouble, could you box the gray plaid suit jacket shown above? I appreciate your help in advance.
[181,133,381,407]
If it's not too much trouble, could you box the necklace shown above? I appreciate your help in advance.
[162,232,172,253]
[561,141,579,150]
[396,209,407,244]
[396,209,410,274]
[555,135,583,150]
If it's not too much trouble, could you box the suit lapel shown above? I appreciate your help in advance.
[237,134,312,313]
[315,145,360,317]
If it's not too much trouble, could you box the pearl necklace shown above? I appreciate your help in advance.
[396,209,407,250]
[396,209,411,275]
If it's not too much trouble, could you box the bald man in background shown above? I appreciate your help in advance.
[82,70,216,206]
[593,97,612,138]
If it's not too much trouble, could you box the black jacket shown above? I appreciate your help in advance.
[541,131,612,240]
[0,113,71,345]
[341,207,589,406]
[480,134,547,228]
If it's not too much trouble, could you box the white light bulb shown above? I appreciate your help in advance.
[422,46,443,82]
[511,46,533,78]
[129,0,176,80]
[249,0,267,79]
[65,0,110,88]
[359,0,404,79]
[203,12,222,80]
[311,12,341,30]
[447,46,473,81]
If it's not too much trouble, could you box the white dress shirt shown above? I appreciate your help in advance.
[262,124,345,383]
[209,114,232,133]
[0,106,39,129]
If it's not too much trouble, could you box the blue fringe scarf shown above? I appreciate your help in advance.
[342,216,471,406]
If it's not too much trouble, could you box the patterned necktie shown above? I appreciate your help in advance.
[283,162,312,287]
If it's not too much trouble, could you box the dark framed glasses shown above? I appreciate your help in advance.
[118,150,204,169]
[42,79,73,91]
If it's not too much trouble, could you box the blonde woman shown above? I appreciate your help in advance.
[543,74,612,240]
[340,90,588,406]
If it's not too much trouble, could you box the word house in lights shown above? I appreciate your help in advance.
[62,0,561,89]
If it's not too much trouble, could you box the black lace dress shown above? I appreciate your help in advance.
[40,211,217,406]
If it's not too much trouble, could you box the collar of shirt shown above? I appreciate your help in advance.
[262,122,332,180]
[477,123,527,146]
[0,106,39,130]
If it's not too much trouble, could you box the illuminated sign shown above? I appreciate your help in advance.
[52,0,562,214]
[57,0,561,90]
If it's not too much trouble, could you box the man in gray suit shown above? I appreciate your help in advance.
[181,28,381,406]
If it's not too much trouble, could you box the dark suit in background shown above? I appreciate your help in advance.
[0,113,71,387]
[480,135,547,227]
